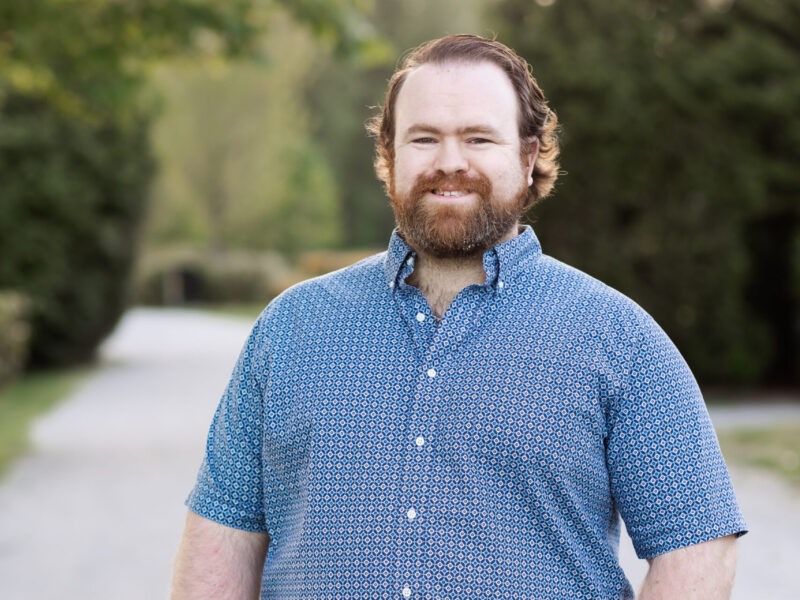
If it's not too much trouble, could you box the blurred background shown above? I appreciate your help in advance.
[0,0,798,598]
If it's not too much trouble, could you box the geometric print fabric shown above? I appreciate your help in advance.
[187,225,747,599]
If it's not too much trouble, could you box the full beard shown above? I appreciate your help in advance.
[390,171,527,259]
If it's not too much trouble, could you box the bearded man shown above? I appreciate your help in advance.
[171,35,746,600]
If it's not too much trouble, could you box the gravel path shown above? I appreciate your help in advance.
[0,309,251,600]
[0,308,798,599]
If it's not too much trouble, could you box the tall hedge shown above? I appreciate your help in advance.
[493,0,800,385]
[0,95,154,366]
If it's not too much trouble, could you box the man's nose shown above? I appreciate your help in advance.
[433,139,469,174]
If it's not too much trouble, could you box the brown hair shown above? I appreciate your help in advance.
[366,34,560,208]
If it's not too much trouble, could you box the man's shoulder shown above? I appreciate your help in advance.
[516,255,686,379]
[536,254,647,320]
[258,250,388,323]
[530,253,671,352]
[286,250,386,298]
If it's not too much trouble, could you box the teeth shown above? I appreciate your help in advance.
[434,190,467,197]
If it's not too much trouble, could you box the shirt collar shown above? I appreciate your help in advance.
[383,225,542,290]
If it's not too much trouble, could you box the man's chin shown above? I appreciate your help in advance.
[415,241,485,259]
[406,224,493,259]
[392,187,526,258]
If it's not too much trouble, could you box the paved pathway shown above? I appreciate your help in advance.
[0,309,252,600]
[0,308,798,599]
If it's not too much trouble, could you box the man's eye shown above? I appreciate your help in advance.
[469,138,492,144]
[413,137,436,144]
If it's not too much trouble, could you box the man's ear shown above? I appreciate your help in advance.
[524,137,540,185]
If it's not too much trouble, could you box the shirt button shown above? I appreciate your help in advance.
[426,368,436,378]
[414,435,425,447]
[407,257,414,265]
[498,280,505,289]
[389,281,395,288]
[407,508,417,520]
[402,586,412,598]
[415,312,425,322]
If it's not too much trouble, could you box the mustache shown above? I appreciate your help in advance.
[410,172,492,199]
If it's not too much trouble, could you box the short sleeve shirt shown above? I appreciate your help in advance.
[187,226,747,599]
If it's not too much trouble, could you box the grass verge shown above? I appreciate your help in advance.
[189,302,267,321]
[717,425,800,487]
[0,368,90,478]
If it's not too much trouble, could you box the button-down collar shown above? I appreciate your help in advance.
[383,225,543,291]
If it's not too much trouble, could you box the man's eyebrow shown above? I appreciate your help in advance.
[458,125,501,136]
[404,124,502,136]
[404,124,442,136]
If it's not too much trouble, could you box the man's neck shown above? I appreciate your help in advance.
[405,224,521,320]
[406,253,486,320]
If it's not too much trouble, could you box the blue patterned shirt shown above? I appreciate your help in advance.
[187,226,746,599]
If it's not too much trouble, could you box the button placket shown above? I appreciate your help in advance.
[397,342,444,600]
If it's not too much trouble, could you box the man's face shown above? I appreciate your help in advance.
[390,60,538,258]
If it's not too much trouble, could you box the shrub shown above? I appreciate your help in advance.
[0,291,32,387]
[133,246,297,306]
[297,249,381,277]
[0,95,154,367]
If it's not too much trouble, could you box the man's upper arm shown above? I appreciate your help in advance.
[606,309,747,558]
[171,510,270,600]
[177,313,273,598]
[639,534,738,599]
[186,313,271,532]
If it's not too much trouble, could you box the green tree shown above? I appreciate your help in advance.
[0,0,383,367]
[491,0,800,384]
[146,11,341,255]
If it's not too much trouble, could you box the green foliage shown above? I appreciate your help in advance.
[718,425,800,487]
[134,246,292,306]
[491,0,800,384]
[0,366,90,478]
[0,1,267,368]
[0,0,381,368]
[275,0,392,63]
[146,13,342,255]
[0,1,268,122]
[0,95,154,366]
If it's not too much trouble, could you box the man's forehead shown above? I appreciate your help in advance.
[394,60,519,133]
[403,59,510,84]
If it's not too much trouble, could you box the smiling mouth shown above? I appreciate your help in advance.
[432,189,470,197]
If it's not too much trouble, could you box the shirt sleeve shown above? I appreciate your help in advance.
[605,310,747,559]
[186,315,270,532]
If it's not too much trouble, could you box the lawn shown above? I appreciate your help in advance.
[717,425,800,487]
[0,368,90,478]
[188,302,266,321]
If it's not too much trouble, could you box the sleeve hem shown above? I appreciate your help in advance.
[185,496,268,534]
[633,521,748,560]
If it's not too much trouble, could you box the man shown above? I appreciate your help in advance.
[172,35,746,599]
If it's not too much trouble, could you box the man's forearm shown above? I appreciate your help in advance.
[638,534,738,600]
[171,511,269,600]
